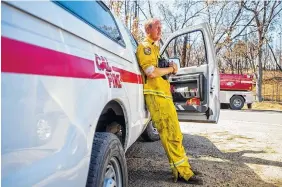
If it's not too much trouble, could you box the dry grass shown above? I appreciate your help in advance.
[243,101,282,111]
[252,71,282,102]
[262,71,282,79]
[253,83,282,102]
[264,146,277,154]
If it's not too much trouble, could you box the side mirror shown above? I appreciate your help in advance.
[169,58,180,69]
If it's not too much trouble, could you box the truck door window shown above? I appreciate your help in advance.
[55,1,125,46]
[164,30,207,68]
[122,24,138,52]
[128,33,138,52]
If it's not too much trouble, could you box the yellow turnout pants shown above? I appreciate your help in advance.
[145,94,194,181]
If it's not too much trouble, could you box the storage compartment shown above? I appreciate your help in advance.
[170,73,203,101]
[170,73,208,113]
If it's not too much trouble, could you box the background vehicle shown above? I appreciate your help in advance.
[219,73,254,110]
[1,1,220,187]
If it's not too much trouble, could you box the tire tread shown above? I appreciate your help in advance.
[86,132,128,187]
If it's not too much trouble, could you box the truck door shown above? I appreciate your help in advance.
[160,23,220,123]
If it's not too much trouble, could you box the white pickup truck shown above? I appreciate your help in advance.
[1,1,220,187]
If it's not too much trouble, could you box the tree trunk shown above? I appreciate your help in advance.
[245,57,249,73]
[181,35,188,67]
[230,58,234,74]
[256,47,263,102]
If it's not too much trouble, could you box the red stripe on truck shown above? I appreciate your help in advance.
[1,37,105,79]
[112,67,142,84]
[1,37,142,84]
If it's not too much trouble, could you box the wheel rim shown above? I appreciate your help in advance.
[233,98,242,107]
[103,157,122,187]
[152,127,158,135]
[149,121,159,135]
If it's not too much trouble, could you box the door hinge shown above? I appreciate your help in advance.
[210,87,214,93]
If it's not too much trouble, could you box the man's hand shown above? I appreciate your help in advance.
[144,65,174,79]
[169,62,178,74]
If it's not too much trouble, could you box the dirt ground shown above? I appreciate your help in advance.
[126,110,282,187]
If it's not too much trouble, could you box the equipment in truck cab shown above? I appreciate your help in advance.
[170,73,207,113]
[170,73,204,101]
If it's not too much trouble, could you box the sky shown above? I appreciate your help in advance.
[104,0,281,50]
[136,0,282,49]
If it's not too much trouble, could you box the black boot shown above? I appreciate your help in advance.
[192,169,202,176]
[186,175,203,185]
[178,175,203,185]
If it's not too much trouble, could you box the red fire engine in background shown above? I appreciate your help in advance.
[219,73,254,110]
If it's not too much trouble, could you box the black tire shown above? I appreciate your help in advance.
[247,103,252,109]
[141,120,160,142]
[230,95,244,110]
[220,103,230,109]
[86,132,128,187]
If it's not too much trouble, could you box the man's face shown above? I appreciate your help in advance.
[149,21,162,41]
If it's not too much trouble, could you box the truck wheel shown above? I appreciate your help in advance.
[141,120,160,142]
[86,132,128,187]
[230,96,244,110]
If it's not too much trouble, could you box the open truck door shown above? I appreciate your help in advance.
[160,23,220,123]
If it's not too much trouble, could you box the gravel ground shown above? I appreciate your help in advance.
[126,110,282,187]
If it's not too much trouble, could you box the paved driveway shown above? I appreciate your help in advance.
[126,110,282,187]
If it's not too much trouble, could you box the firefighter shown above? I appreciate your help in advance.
[136,18,203,184]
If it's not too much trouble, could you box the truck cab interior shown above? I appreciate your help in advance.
[162,30,212,119]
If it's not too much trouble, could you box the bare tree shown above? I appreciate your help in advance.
[243,1,282,102]
[157,0,206,62]
[204,1,254,55]
[158,0,206,33]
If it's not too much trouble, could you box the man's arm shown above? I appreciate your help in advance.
[145,66,174,79]
[136,44,177,79]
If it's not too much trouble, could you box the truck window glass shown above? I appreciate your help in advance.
[164,30,207,68]
[122,24,138,52]
[55,1,125,46]
[128,32,138,52]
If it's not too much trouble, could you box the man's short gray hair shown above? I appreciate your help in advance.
[144,18,161,34]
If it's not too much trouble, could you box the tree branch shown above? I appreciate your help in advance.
[231,16,255,40]
[267,40,282,71]
[271,6,282,21]
[214,1,244,45]
[159,4,174,32]
[148,0,154,18]
[138,5,148,19]
[243,1,258,14]
[181,2,206,29]
[233,29,258,38]
[263,1,280,39]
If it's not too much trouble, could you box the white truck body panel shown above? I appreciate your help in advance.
[1,1,220,187]
[220,90,254,104]
[1,2,147,186]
